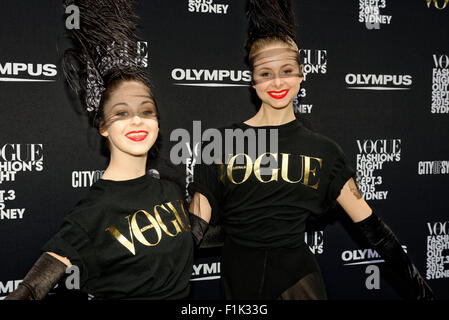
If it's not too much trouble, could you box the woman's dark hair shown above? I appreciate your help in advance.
[61,0,160,158]
[246,0,312,131]
[246,0,303,74]
[246,0,297,53]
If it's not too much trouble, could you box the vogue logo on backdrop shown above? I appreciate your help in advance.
[171,68,251,87]
[0,144,44,221]
[426,221,449,280]
[292,49,328,114]
[305,231,324,255]
[299,49,327,80]
[0,62,57,82]
[355,139,401,201]
[345,73,412,90]
[431,54,449,113]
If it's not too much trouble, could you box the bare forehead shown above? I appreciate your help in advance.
[252,47,299,70]
[104,81,154,112]
[113,81,152,97]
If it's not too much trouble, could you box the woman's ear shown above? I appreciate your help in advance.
[250,71,256,89]
[99,120,109,138]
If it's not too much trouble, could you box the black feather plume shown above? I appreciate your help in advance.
[246,0,297,51]
[61,0,150,112]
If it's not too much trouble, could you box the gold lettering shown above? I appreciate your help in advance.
[105,215,136,255]
[281,153,304,183]
[131,210,162,246]
[427,0,448,9]
[218,163,226,184]
[254,153,278,182]
[227,153,252,184]
[302,156,322,190]
[166,200,191,232]
[154,204,182,237]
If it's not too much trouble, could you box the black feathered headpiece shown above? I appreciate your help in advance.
[62,0,150,114]
[246,0,298,52]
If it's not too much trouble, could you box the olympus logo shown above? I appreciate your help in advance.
[0,280,23,299]
[342,246,407,266]
[0,62,57,82]
[345,73,412,90]
[171,68,251,87]
[191,262,221,281]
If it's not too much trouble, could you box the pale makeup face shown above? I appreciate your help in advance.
[251,43,304,110]
[100,81,159,158]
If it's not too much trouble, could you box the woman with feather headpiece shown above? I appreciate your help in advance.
[188,0,436,300]
[5,0,194,300]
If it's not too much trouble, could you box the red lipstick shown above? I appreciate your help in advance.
[125,130,148,142]
[267,89,289,99]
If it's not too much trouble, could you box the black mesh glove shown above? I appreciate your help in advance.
[355,213,436,300]
[5,253,67,300]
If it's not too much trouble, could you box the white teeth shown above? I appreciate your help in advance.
[269,91,287,96]
[127,133,147,137]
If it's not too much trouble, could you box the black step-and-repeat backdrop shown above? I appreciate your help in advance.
[0,0,448,300]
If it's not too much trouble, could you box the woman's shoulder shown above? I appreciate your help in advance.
[148,157,186,196]
[295,124,348,160]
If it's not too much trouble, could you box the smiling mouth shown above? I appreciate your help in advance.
[125,130,148,142]
[267,89,289,99]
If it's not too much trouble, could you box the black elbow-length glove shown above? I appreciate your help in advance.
[189,212,210,247]
[355,213,436,300]
[189,212,224,248]
[5,253,67,300]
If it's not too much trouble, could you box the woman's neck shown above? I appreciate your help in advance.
[245,102,296,127]
[101,152,148,181]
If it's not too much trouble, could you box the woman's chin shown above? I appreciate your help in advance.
[265,101,292,110]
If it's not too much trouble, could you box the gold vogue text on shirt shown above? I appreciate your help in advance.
[105,200,190,255]
[224,153,323,189]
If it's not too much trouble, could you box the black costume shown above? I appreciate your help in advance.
[42,174,193,299]
[190,118,352,299]
[188,0,436,299]
[5,0,195,300]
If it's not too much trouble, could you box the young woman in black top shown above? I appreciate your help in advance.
[5,0,193,300]
[188,0,435,300]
